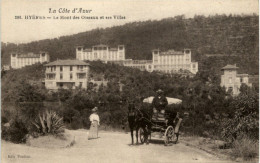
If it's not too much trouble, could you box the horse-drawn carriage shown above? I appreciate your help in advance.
[137,96,183,146]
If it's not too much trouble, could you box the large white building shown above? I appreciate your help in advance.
[112,49,198,74]
[76,44,125,61]
[44,60,90,89]
[152,49,198,74]
[11,52,50,69]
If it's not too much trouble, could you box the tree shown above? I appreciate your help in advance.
[13,80,46,123]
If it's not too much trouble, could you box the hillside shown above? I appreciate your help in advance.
[1,14,259,74]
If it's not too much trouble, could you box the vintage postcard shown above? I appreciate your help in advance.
[1,0,259,162]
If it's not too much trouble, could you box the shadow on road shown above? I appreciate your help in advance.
[149,139,164,145]
[127,143,144,146]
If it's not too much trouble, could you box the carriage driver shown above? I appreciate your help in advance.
[152,89,168,120]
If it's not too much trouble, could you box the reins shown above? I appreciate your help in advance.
[135,107,158,126]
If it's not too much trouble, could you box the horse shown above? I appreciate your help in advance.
[128,103,150,145]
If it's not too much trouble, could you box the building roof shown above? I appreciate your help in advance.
[83,48,92,52]
[17,53,40,58]
[93,44,108,47]
[221,64,239,70]
[110,48,118,51]
[77,44,124,50]
[12,52,48,58]
[161,50,183,55]
[45,60,89,66]
[237,74,249,77]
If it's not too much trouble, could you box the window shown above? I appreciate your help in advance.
[42,53,45,57]
[78,65,83,70]
[240,77,243,83]
[12,54,16,57]
[79,82,83,87]
[103,47,107,50]
[70,66,73,71]
[47,74,55,80]
[77,47,82,51]
[60,66,63,72]
[60,73,63,80]
[70,73,73,80]
[228,87,233,93]
[119,46,124,50]
[229,77,232,84]
[185,50,190,54]
[77,73,86,79]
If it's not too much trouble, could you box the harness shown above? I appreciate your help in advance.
[135,107,157,126]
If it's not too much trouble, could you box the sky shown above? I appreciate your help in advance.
[1,0,259,44]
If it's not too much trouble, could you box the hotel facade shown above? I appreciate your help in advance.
[113,49,198,74]
[11,52,50,69]
[151,49,198,74]
[76,44,125,61]
[44,60,90,89]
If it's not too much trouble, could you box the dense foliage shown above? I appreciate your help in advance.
[221,87,259,141]
[1,57,258,143]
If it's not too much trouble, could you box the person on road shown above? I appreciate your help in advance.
[88,107,100,140]
[152,89,168,121]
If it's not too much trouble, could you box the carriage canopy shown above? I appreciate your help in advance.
[143,96,182,105]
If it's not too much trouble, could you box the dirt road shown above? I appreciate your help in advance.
[2,130,236,163]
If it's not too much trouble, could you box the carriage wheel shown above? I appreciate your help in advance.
[138,127,145,144]
[164,126,174,146]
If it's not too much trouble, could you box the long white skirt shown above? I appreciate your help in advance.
[88,120,98,139]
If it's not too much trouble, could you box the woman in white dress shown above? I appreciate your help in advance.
[88,107,100,139]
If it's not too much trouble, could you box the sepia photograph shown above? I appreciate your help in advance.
[1,0,259,162]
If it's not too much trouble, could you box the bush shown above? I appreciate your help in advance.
[231,135,259,160]
[69,118,83,130]
[31,110,65,135]
[2,118,28,143]
[1,116,8,124]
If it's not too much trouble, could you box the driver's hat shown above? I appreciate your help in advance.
[156,89,163,93]
[92,107,98,112]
